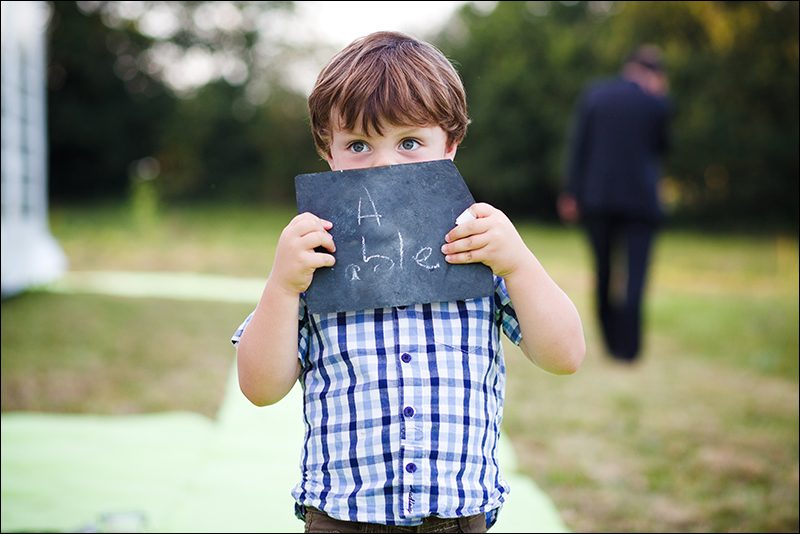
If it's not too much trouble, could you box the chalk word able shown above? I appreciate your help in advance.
[295,158,493,314]
[344,186,441,282]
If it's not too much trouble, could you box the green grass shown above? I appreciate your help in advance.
[1,291,252,417]
[505,222,798,532]
[2,202,798,533]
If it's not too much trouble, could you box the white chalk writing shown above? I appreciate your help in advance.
[345,264,361,281]
[362,235,395,272]
[357,186,382,226]
[345,187,443,283]
[414,247,440,270]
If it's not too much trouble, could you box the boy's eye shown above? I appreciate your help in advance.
[349,141,368,153]
[400,139,420,150]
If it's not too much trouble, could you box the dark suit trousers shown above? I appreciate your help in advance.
[582,214,658,361]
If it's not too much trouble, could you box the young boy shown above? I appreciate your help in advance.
[233,31,585,533]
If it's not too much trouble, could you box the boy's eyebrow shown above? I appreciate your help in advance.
[331,109,434,135]
[333,129,370,141]
[335,124,431,139]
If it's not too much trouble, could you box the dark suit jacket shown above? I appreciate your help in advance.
[566,77,671,222]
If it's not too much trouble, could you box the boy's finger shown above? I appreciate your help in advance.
[312,252,336,268]
[445,216,486,243]
[294,212,333,232]
[442,232,488,255]
[299,250,335,273]
[295,222,334,243]
[468,202,495,218]
[444,245,487,265]
[299,229,336,253]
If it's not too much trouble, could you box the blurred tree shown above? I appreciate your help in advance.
[73,1,306,101]
[47,1,175,202]
[47,1,799,230]
[436,1,611,219]
[46,1,325,205]
[604,1,799,228]
[156,79,326,204]
[436,1,799,230]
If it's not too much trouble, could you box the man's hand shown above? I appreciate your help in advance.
[557,193,580,225]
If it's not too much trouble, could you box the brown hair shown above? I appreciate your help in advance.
[308,31,470,158]
[625,44,665,72]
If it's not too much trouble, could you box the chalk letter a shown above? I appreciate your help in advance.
[358,187,382,226]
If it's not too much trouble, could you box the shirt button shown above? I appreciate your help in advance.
[403,406,415,418]
[401,353,411,363]
[406,463,417,473]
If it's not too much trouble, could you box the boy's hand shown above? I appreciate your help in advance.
[442,203,532,278]
[270,212,336,295]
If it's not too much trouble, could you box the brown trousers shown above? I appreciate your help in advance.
[304,507,488,533]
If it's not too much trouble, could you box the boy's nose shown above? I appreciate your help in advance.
[370,150,399,168]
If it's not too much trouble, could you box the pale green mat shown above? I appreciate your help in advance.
[1,271,569,533]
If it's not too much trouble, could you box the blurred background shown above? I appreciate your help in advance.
[2,1,798,533]
[40,0,799,227]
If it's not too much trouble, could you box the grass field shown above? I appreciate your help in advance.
[2,202,798,533]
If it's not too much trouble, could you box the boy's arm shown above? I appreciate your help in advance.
[442,203,585,374]
[237,213,336,406]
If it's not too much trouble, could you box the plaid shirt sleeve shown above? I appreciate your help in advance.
[230,312,252,346]
[230,295,309,366]
[297,292,310,365]
[494,276,522,346]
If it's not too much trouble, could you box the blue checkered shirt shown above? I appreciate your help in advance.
[232,275,522,526]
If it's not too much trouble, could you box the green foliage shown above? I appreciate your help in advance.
[155,81,327,204]
[436,1,799,229]
[47,1,176,201]
[45,1,798,231]
[46,1,325,206]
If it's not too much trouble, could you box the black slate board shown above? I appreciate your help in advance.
[295,159,494,314]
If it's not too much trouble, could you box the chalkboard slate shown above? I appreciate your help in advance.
[295,159,494,314]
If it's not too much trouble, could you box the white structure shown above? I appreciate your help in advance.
[1,1,67,298]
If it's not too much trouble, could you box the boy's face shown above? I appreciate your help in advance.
[326,119,457,171]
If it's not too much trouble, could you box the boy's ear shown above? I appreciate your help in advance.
[326,152,336,170]
[444,142,458,161]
